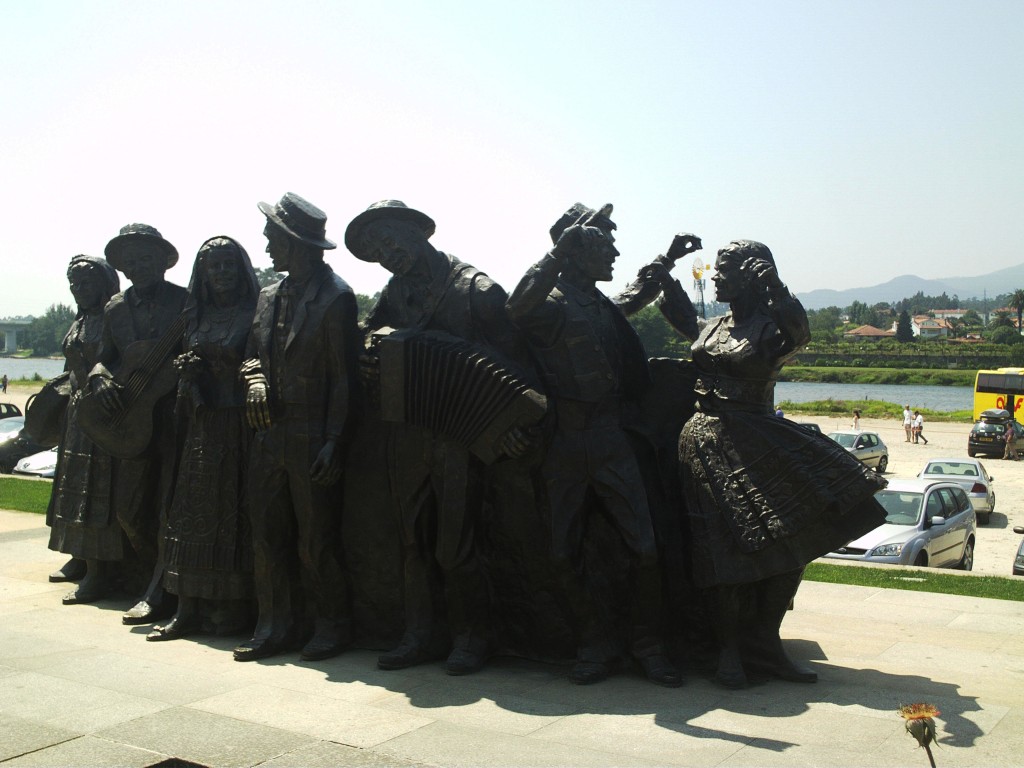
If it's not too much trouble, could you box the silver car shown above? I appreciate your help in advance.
[827,430,888,473]
[917,457,994,525]
[12,446,58,478]
[824,478,977,570]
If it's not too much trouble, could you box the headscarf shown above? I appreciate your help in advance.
[182,236,260,339]
[67,254,120,318]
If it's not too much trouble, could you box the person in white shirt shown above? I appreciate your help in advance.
[913,411,928,445]
[903,405,912,442]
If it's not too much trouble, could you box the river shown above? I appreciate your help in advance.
[775,381,972,412]
[0,357,65,382]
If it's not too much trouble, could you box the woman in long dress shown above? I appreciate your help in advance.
[663,240,886,687]
[148,236,259,641]
[48,255,123,604]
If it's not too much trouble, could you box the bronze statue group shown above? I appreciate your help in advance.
[40,193,886,690]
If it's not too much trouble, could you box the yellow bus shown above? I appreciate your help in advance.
[973,368,1024,421]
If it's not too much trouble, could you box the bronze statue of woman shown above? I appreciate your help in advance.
[47,255,123,604]
[148,237,260,641]
[656,240,886,688]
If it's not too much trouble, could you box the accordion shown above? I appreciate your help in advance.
[372,328,547,464]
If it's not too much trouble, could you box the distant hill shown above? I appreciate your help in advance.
[797,263,1024,310]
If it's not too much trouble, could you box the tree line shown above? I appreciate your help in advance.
[6,276,1024,360]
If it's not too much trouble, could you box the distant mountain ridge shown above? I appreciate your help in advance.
[797,263,1024,310]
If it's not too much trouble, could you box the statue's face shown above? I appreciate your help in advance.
[68,263,105,311]
[573,227,619,282]
[264,223,294,273]
[120,243,166,290]
[364,224,420,277]
[202,248,239,298]
[712,247,745,302]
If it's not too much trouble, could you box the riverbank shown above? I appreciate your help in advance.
[781,365,975,386]
[778,398,973,422]
[0,382,41,411]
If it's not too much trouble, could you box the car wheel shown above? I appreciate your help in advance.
[875,456,888,474]
[958,539,975,571]
[914,551,928,568]
[968,447,976,457]
[0,461,13,474]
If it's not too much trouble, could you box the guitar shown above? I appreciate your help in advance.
[78,314,186,459]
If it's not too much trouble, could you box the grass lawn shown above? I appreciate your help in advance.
[0,477,53,515]
[805,561,1024,602]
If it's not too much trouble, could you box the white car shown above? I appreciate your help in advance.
[12,446,58,478]
[917,457,994,525]
[824,478,977,570]
[827,430,888,473]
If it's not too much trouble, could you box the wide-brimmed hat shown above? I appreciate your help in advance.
[549,203,615,245]
[258,192,336,250]
[104,223,179,271]
[344,200,436,261]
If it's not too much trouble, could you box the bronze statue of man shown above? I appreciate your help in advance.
[233,192,361,663]
[89,224,187,625]
[505,203,682,687]
[346,200,529,676]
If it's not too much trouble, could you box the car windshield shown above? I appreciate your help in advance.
[876,490,922,526]
[923,461,979,477]
[974,422,1005,435]
[828,433,857,448]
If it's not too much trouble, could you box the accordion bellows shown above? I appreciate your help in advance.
[374,328,547,464]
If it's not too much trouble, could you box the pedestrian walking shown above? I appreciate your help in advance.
[852,409,861,431]
[903,405,912,442]
[913,411,928,445]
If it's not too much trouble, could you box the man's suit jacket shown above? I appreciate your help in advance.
[246,262,360,443]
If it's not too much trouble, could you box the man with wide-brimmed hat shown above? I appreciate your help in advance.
[233,192,361,663]
[505,203,683,688]
[345,199,530,676]
[88,223,188,625]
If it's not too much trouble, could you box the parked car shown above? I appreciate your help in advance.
[824,479,976,570]
[827,430,888,473]
[0,416,26,442]
[967,408,1024,459]
[0,403,22,420]
[917,457,995,525]
[1013,526,1024,577]
[798,423,822,434]
[0,420,48,474]
[12,446,58,478]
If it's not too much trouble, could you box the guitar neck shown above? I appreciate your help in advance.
[119,313,187,408]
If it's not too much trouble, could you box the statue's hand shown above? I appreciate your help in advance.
[91,376,123,413]
[551,225,584,262]
[499,425,539,459]
[310,440,342,486]
[640,261,675,287]
[747,258,784,294]
[666,233,702,262]
[174,350,203,381]
[246,380,272,431]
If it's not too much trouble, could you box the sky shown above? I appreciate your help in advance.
[1,0,1021,317]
